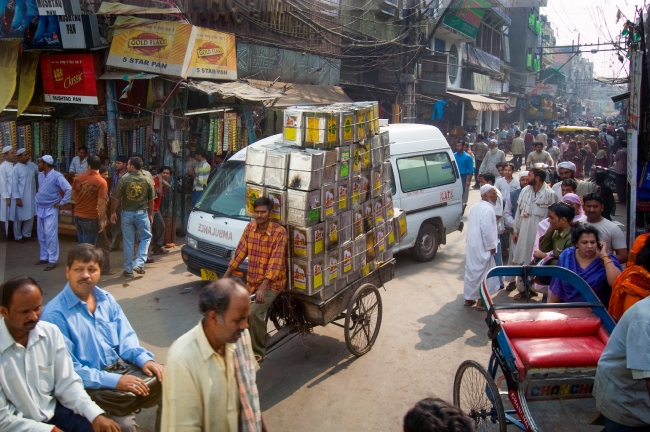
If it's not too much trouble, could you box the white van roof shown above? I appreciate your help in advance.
[230,124,449,161]
[380,124,450,156]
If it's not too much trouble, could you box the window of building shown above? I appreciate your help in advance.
[475,23,503,59]
[434,38,445,53]
[448,44,459,82]
[396,153,457,193]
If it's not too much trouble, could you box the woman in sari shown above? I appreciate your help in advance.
[549,223,622,307]
[609,235,650,320]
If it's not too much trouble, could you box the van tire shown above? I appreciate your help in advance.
[412,223,439,262]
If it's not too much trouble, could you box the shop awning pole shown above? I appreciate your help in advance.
[106,81,119,162]
[461,101,465,127]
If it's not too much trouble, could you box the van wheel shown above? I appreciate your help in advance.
[412,224,439,262]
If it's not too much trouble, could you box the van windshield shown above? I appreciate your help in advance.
[194,160,250,220]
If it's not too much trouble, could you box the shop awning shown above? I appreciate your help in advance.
[99,72,159,80]
[247,79,353,108]
[447,91,506,111]
[183,81,284,102]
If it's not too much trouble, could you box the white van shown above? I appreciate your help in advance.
[181,124,463,279]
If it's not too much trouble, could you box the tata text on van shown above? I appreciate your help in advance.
[181,123,464,279]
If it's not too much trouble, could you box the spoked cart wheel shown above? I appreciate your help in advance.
[344,283,383,356]
[453,360,507,432]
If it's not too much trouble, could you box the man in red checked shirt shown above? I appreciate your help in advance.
[224,197,288,361]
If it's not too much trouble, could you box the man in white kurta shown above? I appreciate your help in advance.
[513,168,559,269]
[464,185,500,306]
[11,149,37,242]
[0,146,14,236]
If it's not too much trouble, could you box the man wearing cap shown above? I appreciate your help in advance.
[463,184,500,309]
[11,148,37,243]
[553,161,599,199]
[0,146,14,236]
[454,140,474,214]
[479,139,505,178]
[35,155,72,271]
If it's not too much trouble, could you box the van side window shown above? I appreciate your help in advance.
[396,152,456,193]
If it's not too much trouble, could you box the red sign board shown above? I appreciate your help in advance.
[41,54,99,105]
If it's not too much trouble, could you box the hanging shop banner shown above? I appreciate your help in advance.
[525,83,558,96]
[186,27,236,80]
[442,0,491,40]
[41,54,99,104]
[106,21,195,78]
[0,0,63,50]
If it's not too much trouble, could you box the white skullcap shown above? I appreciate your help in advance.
[557,161,576,172]
[41,155,54,165]
[489,139,498,144]
[16,148,26,155]
[2,146,12,154]
[480,184,495,196]
[520,170,529,177]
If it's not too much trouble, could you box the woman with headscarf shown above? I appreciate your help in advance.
[609,235,650,321]
[549,223,622,307]
[561,193,585,222]
[594,143,609,168]
[562,141,584,178]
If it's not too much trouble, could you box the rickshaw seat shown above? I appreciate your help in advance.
[497,307,609,371]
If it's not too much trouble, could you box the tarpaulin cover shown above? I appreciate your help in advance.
[18,52,40,116]
[447,91,505,111]
[247,80,352,108]
[97,2,181,14]
[184,81,284,102]
[0,40,20,113]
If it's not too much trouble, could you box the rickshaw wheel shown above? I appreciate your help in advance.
[453,360,507,432]
[344,284,383,356]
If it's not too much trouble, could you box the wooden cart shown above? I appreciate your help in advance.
[266,259,395,356]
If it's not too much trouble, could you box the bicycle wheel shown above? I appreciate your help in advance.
[453,360,507,432]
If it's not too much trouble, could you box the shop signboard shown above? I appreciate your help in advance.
[41,54,99,104]
[36,0,83,15]
[107,21,195,77]
[442,0,491,40]
[0,0,63,50]
[525,83,558,96]
[186,27,236,80]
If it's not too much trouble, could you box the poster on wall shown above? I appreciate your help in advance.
[0,0,63,50]
[41,54,99,104]
[186,27,236,80]
[106,21,195,77]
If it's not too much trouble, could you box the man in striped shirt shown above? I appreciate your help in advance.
[224,197,288,361]
[190,148,210,206]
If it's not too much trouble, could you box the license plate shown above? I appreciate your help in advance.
[200,269,219,281]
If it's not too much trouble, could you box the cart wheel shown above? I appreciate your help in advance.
[453,360,507,432]
[344,283,382,356]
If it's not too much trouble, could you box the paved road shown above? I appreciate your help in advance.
[2,181,612,431]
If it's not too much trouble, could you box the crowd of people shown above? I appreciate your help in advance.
[457,121,650,431]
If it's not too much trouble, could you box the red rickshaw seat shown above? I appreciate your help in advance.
[497,307,608,370]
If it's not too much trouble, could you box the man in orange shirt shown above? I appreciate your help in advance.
[224,197,288,361]
[72,156,108,246]
[151,166,171,255]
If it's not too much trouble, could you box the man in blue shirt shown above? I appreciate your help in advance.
[42,244,165,432]
[454,140,474,214]
[35,155,72,272]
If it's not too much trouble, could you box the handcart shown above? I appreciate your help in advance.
[453,265,616,431]
[265,259,395,356]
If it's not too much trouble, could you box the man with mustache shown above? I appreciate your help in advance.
[41,244,164,432]
[0,276,120,431]
[224,197,288,362]
[162,278,265,432]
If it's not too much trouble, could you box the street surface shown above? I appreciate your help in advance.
[1,180,612,431]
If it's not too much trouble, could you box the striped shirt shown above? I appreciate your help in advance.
[35,169,72,208]
[229,221,288,293]
[194,160,211,192]
[41,284,154,389]
[614,148,627,175]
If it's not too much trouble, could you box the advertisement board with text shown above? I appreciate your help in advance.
[41,54,99,104]
[186,27,236,80]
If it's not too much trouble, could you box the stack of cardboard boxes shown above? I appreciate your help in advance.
[244,102,407,301]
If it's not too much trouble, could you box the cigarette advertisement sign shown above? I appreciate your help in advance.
[107,21,236,79]
[186,27,236,80]
[41,54,99,104]
[106,21,195,77]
